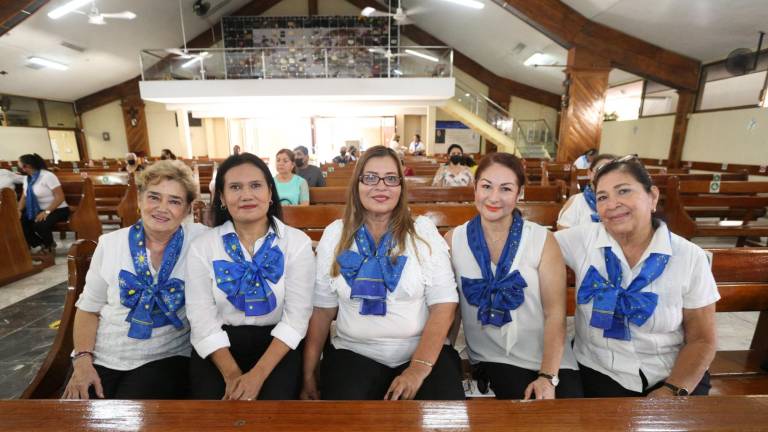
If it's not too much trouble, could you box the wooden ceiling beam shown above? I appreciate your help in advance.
[0,0,50,37]
[345,0,562,109]
[499,0,701,91]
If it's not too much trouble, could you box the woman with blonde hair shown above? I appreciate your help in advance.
[301,145,464,400]
[63,160,208,399]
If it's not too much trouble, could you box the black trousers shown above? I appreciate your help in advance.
[475,362,584,399]
[189,325,303,400]
[20,207,69,248]
[88,355,189,399]
[579,363,711,397]
[320,344,466,400]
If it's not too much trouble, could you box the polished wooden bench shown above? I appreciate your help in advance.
[324,175,435,187]
[3,397,768,430]
[0,188,43,286]
[52,178,102,242]
[309,184,566,205]
[55,173,139,228]
[664,176,768,245]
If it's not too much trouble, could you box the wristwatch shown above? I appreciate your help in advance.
[662,382,689,396]
[538,372,560,387]
[44,210,51,215]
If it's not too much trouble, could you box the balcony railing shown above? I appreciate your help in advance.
[140,46,453,81]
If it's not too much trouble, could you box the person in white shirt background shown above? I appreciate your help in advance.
[63,160,208,399]
[186,153,315,400]
[573,149,597,170]
[17,153,70,256]
[446,152,582,400]
[555,156,718,398]
[301,145,465,401]
[0,167,24,190]
[557,153,616,230]
[408,134,425,156]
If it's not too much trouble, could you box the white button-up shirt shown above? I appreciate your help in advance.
[185,218,315,358]
[314,216,459,368]
[555,222,720,391]
[75,223,209,371]
[557,192,597,228]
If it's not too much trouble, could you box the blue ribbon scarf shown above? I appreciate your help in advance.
[461,212,528,327]
[118,221,186,340]
[336,226,407,316]
[24,171,41,221]
[578,247,670,340]
[213,231,284,316]
[582,185,601,223]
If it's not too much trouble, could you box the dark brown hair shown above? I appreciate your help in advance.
[474,152,527,190]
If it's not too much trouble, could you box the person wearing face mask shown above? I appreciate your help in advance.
[445,153,582,400]
[332,147,351,164]
[185,153,315,400]
[432,144,474,187]
[293,146,325,188]
[160,149,177,161]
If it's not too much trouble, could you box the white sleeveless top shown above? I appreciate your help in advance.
[452,219,578,371]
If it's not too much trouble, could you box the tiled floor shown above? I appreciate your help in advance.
[0,231,760,399]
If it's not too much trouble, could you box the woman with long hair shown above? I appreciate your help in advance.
[301,145,464,400]
[186,153,315,400]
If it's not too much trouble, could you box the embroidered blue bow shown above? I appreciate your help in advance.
[583,185,601,223]
[336,226,407,316]
[213,232,284,316]
[119,221,185,340]
[24,171,41,221]
[461,213,527,327]
[578,247,669,340]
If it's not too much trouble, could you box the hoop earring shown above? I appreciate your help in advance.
[220,203,226,210]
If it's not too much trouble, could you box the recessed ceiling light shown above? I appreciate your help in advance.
[441,0,484,10]
[523,52,549,67]
[404,49,439,63]
[27,57,69,71]
[48,0,92,19]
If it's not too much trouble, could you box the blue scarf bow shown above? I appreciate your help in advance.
[118,221,186,340]
[336,226,407,316]
[582,185,601,223]
[24,171,42,221]
[213,231,284,316]
[461,213,527,327]
[578,246,669,340]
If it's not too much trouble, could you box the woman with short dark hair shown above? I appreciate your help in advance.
[17,153,69,256]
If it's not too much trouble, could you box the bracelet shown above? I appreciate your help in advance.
[71,351,94,362]
[411,359,434,368]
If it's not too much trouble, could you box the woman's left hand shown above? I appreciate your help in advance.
[524,377,555,400]
[647,387,676,399]
[224,369,266,401]
[35,211,47,222]
[385,364,430,400]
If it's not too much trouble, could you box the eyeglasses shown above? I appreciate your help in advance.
[359,173,402,187]
[593,154,640,177]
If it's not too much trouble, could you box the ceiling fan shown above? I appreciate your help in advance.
[361,0,422,25]
[51,0,136,25]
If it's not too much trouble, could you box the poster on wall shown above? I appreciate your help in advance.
[434,121,480,153]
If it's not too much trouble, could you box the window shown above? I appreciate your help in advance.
[0,95,43,127]
[641,81,678,116]
[697,51,768,111]
[603,81,643,121]
[43,100,76,128]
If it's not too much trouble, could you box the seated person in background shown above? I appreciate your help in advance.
[555,156,718,398]
[432,144,474,187]
[348,146,358,162]
[293,146,325,187]
[408,134,426,156]
[160,149,177,161]
[0,167,24,190]
[573,149,597,170]
[185,153,315,400]
[557,154,615,230]
[446,153,582,400]
[274,149,309,206]
[232,145,242,156]
[464,154,477,175]
[332,146,351,164]
[63,161,208,399]
[388,135,402,152]
[17,153,70,256]
[301,146,465,401]
[121,152,145,174]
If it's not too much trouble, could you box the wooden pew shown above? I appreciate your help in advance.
[116,175,139,228]
[664,176,768,245]
[53,178,102,242]
[2,397,767,430]
[0,188,43,286]
[324,175,435,187]
[310,187,476,204]
[21,239,97,398]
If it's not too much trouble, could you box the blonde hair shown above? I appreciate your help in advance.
[137,160,197,204]
[330,145,426,277]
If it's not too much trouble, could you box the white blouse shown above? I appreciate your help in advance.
[554,222,720,392]
[452,219,578,372]
[314,216,459,368]
[0,169,23,190]
[22,170,67,210]
[75,222,209,371]
[185,218,315,359]
[557,193,597,229]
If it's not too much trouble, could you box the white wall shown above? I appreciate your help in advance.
[508,96,559,133]
[683,107,768,164]
[82,100,128,159]
[0,127,52,160]
[145,102,207,158]
[600,115,675,159]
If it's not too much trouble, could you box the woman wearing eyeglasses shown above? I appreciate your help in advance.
[554,156,719,398]
[556,153,615,230]
[446,153,582,400]
[301,145,464,401]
